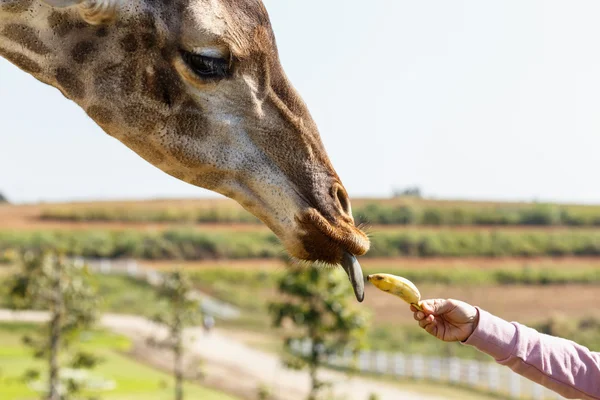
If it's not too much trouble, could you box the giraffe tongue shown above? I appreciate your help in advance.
[341,252,365,303]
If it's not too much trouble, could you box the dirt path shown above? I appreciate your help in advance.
[0,310,445,400]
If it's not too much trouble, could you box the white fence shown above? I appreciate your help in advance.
[71,257,241,320]
[290,340,566,400]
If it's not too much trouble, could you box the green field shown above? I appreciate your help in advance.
[5,228,600,260]
[36,198,600,226]
[0,322,237,400]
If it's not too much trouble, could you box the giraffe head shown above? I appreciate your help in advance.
[0,0,370,299]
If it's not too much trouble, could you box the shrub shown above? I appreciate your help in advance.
[0,230,280,261]
[4,228,600,260]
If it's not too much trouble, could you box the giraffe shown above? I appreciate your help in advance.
[0,0,370,300]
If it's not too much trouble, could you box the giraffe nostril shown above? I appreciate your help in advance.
[333,183,352,218]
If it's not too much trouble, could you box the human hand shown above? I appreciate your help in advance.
[411,299,479,342]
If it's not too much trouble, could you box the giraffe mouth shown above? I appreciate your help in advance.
[296,208,370,258]
[295,208,369,302]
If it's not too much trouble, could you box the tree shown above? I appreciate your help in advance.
[151,270,203,400]
[269,265,370,400]
[392,186,422,198]
[8,252,101,400]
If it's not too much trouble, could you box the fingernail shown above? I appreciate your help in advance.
[417,312,424,319]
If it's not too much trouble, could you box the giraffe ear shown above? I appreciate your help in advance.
[42,0,119,25]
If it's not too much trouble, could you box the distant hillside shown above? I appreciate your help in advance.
[0,193,7,203]
[26,197,600,227]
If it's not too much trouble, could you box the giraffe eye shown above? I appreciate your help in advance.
[181,51,230,80]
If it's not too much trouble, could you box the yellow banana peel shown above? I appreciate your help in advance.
[367,273,423,311]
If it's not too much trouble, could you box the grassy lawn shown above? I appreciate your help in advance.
[97,274,164,317]
[0,323,238,400]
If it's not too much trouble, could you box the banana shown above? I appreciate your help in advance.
[367,273,423,311]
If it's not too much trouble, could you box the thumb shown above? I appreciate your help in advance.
[420,299,455,316]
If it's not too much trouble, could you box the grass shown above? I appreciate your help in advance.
[96,274,165,317]
[0,323,238,400]
[0,322,510,400]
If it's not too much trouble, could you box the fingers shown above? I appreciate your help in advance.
[420,299,456,316]
[413,311,425,321]
[414,311,439,338]
[418,314,435,329]
[423,319,438,336]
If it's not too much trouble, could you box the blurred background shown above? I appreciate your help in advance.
[1,1,599,399]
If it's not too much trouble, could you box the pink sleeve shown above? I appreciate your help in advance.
[463,308,600,400]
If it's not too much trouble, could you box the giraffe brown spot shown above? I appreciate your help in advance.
[87,105,113,126]
[0,47,41,74]
[134,11,160,48]
[0,46,40,73]
[191,171,225,191]
[173,109,208,138]
[2,24,50,55]
[71,41,97,64]
[123,105,161,132]
[125,137,166,165]
[165,145,201,169]
[95,27,109,37]
[146,67,182,107]
[140,33,156,49]
[120,61,139,95]
[48,11,86,38]
[0,0,33,13]
[160,47,172,61]
[120,33,138,53]
[48,12,72,37]
[55,67,85,99]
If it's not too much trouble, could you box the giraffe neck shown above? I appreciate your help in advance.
[0,0,168,137]
[0,0,150,109]
[0,0,61,86]
[0,0,193,171]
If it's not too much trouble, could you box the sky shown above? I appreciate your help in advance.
[2,0,600,204]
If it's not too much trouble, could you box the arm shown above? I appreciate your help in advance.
[413,300,600,400]
[464,308,600,400]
